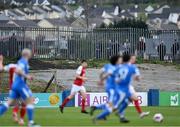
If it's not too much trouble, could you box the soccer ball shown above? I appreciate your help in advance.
[153,113,164,123]
[49,94,60,105]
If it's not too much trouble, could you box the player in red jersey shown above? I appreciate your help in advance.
[59,60,88,114]
[4,64,26,125]
[129,55,150,118]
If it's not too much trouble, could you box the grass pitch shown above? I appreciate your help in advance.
[0,107,180,126]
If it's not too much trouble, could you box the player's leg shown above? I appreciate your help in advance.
[20,86,39,127]
[93,103,113,123]
[90,89,114,116]
[117,98,130,123]
[129,86,150,118]
[25,97,35,126]
[0,90,17,116]
[0,99,15,115]
[12,104,19,122]
[18,102,26,125]
[59,84,77,113]
[113,90,130,123]
[79,86,88,114]
[93,90,125,123]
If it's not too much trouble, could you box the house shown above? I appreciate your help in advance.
[145,5,154,14]
[39,5,62,19]
[32,5,47,18]
[73,6,84,18]
[178,17,180,29]
[0,13,11,20]
[163,8,180,24]
[147,13,170,29]
[113,6,120,16]
[37,18,71,28]
[23,8,36,20]
[41,0,50,6]
[4,9,26,20]
[128,5,142,18]
[119,10,134,19]
[71,17,86,28]
[103,18,113,26]
[65,0,76,4]
[0,20,38,39]
[51,5,66,18]
[88,18,104,28]
[10,20,39,27]
[10,0,23,6]
[102,11,114,19]
[32,0,50,6]
[152,4,170,14]
[37,18,72,54]
[160,23,179,30]
[88,7,114,18]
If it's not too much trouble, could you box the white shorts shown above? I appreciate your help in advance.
[70,84,86,94]
[129,85,136,95]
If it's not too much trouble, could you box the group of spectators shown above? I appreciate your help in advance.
[96,38,179,61]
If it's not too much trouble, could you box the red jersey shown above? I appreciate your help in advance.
[73,66,86,86]
[4,64,17,89]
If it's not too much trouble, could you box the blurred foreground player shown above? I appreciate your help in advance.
[117,55,149,123]
[90,55,122,116]
[4,64,26,125]
[60,60,88,114]
[0,49,40,127]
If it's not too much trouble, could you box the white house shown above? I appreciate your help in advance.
[168,13,179,24]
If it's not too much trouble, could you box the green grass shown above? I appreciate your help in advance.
[0,107,180,126]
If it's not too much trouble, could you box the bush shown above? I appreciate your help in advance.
[99,19,148,29]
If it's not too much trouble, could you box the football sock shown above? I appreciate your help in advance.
[13,106,19,114]
[134,100,142,114]
[20,105,26,119]
[82,99,86,111]
[61,98,70,107]
[27,104,34,123]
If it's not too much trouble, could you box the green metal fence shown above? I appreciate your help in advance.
[0,27,179,62]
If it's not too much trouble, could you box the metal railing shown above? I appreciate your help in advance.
[0,27,179,62]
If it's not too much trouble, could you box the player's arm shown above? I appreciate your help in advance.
[0,55,12,72]
[99,68,111,81]
[133,67,141,82]
[15,64,33,80]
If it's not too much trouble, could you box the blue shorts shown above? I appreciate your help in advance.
[9,85,32,100]
[113,89,132,109]
[106,88,115,103]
